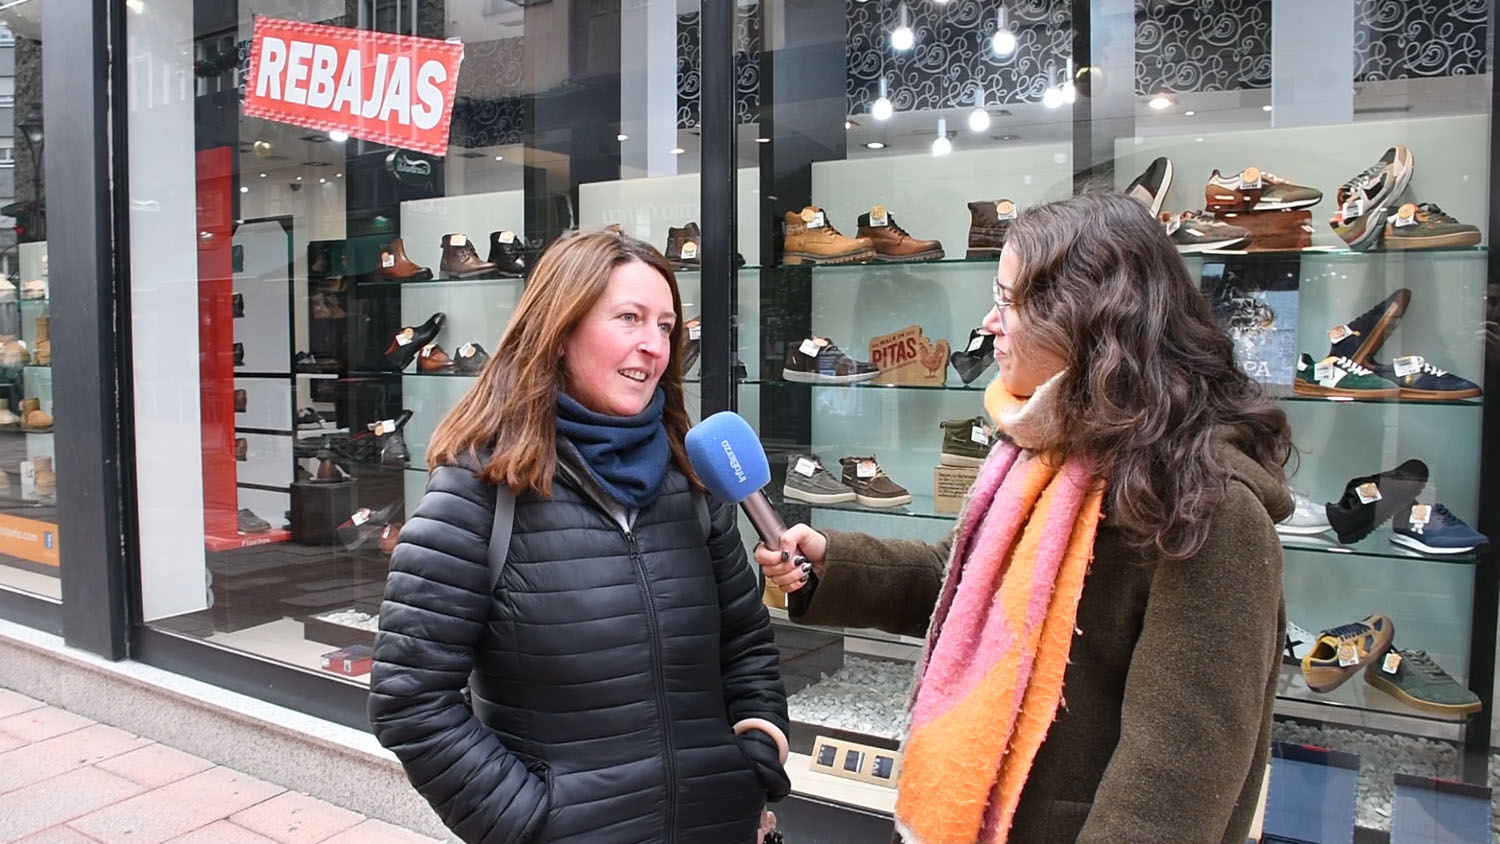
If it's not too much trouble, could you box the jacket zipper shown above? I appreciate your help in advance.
[624,528,677,841]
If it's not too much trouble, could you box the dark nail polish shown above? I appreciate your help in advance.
[799,573,809,584]
[780,550,789,563]
[799,561,813,574]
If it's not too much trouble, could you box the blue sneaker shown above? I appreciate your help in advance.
[1390,503,1489,555]
[1367,355,1482,401]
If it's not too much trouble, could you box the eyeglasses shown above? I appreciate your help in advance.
[992,276,1013,334]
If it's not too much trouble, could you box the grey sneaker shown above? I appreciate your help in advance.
[940,417,993,467]
[782,454,855,505]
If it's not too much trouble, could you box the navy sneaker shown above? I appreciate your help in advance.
[1390,503,1490,555]
[1367,354,1482,401]
[1327,288,1412,365]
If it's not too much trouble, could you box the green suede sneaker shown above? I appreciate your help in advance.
[1363,648,1481,716]
[939,417,993,467]
[1292,353,1400,399]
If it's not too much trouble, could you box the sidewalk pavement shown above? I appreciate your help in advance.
[0,688,446,844]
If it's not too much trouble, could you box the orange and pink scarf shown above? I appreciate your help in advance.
[894,375,1105,844]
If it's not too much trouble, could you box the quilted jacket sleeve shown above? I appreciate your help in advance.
[707,495,789,736]
[368,465,550,844]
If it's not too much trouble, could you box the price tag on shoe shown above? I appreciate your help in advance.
[381,252,396,268]
[420,343,438,357]
[869,205,889,227]
[1314,360,1343,386]
[1409,504,1432,527]
[395,328,414,346]
[681,241,699,260]
[794,457,818,477]
[449,233,467,247]
[1240,166,1263,190]
[1327,324,1354,344]
[1393,355,1422,378]
[498,230,517,244]
[689,323,702,341]
[1165,214,1181,236]
[971,424,989,445]
[996,200,1017,220]
[373,418,397,436]
[856,459,878,479]
[1382,652,1403,674]
[1355,482,1382,504]
[1339,196,1364,223]
[1337,641,1359,667]
[1393,204,1419,228]
[799,338,823,357]
[351,508,371,526]
[459,343,476,358]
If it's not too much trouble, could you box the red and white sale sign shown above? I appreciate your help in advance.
[244,17,464,157]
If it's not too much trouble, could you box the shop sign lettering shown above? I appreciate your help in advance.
[245,17,464,157]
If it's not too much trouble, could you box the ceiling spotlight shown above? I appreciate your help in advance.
[336,172,342,177]
[494,155,504,161]
[617,133,629,141]
[891,5,914,51]
[296,175,303,181]
[1184,110,1196,116]
[872,78,893,121]
[327,130,349,142]
[931,118,951,157]
[319,177,326,184]
[991,7,1017,57]
[1148,95,1173,110]
[239,186,248,193]
[1043,84,1064,109]
[1262,105,1273,112]
[968,88,991,132]
[845,121,853,130]
[756,137,771,143]
[865,141,886,150]
[669,147,686,155]
[258,172,267,178]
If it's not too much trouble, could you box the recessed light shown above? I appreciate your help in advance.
[296,176,302,181]
[319,177,326,184]
[669,147,686,155]
[335,173,342,178]
[1184,110,1195,116]
[865,141,886,149]
[258,172,267,178]
[1262,105,1273,112]
[844,121,853,130]
[617,133,629,141]
[494,155,503,161]
[1148,95,1172,110]
[327,130,349,142]
[239,186,248,193]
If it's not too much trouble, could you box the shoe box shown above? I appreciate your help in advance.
[320,644,374,677]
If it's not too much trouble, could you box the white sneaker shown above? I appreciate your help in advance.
[1285,620,1316,666]
[1276,490,1332,536]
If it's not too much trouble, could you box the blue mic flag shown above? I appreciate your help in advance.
[684,412,771,503]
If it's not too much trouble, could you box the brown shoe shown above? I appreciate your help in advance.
[440,234,498,279]
[234,389,247,413]
[234,437,248,461]
[20,398,51,431]
[967,199,1017,259]
[857,208,944,262]
[838,456,913,508]
[782,207,875,265]
[418,343,456,373]
[377,238,434,282]
[315,450,346,483]
[32,317,49,366]
[666,223,702,268]
[33,457,54,503]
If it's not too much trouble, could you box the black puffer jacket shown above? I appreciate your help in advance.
[369,444,787,844]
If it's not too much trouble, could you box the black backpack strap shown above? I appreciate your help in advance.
[488,484,515,591]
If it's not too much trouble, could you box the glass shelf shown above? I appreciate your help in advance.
[741,379,1483,406]
[744,378,986,393]
[761,246,1488,273]
[772,490,1480,564]
[347,369,478,379]
[358,274,525,289]
[1273,663,1472,724]
[1273,388,1483,408]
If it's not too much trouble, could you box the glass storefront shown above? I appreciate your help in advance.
[0,0,1481,838]
[0,9,59,603]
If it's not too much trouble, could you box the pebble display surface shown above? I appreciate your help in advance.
[316,609,379,631]
[785,656,1499,838]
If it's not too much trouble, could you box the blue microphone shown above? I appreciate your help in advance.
[685,411,788,549]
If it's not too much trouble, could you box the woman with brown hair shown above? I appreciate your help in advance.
[757,191,1294,844]
[370,232,789,844]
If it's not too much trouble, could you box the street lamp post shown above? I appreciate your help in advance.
[18,104,43,241]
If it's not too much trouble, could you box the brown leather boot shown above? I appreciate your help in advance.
[856,208,945,262]
[234,437,248,461]
[782,207,875,265]
[665,223,702,268]
[439,234,498,279]
[32,317,50,366]
[966,199,1018,259]
[376,238,434,282]
[234,389,247,413]
[20,398,51,431]
[418,343,456,373]
[33,457,55,503]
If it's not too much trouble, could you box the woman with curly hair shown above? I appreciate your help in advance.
[756,191,1294,844]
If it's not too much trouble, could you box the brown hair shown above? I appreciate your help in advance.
[1006,191,1293,560]
[427,231,701,495]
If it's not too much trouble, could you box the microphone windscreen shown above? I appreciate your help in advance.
[684,411,771,503]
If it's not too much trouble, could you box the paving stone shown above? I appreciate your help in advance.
[0,765,144,842]
[160,820,282,844]
[93,743,214,790]
[0,689,45,719]
[229,792,363,844]
[68,766,285,844]
[12,826,104,843]
[0,723,151,794]
[0,706,95,744]
[320,819,448,844]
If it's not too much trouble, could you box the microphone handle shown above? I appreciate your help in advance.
[740,490,787,547]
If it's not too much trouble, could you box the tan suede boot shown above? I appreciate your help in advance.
[20,397,52,431]
[33,457,55,503]
[0,399,18,428]
[32,317,49,366]
[781,207,875,265]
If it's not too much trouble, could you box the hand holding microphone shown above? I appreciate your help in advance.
[684,412,826,594]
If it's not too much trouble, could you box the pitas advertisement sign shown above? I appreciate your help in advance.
[244,17,464,157]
